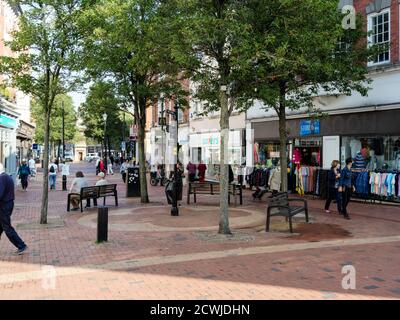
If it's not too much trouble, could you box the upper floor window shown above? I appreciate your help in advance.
[368,10,390,66]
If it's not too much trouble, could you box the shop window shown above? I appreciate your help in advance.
[368,10,390,65]
[341,136,400,171]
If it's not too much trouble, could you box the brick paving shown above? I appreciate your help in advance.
[0,163,400,299]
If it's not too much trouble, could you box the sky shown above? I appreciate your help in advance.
[70,91,86,110]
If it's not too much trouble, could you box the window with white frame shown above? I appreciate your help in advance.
[368,10,390,65]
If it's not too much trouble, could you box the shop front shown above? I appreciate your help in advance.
[0,109,18,178]
[251,109,400,199]
[189,129,245,178]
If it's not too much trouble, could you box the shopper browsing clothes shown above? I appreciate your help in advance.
[338,158,356,220]
[325,160,341,213]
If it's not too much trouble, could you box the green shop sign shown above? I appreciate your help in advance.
[0,114,18,128]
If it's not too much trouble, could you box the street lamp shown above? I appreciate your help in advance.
[103,113,108,171]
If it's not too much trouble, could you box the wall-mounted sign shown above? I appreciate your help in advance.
[300,119,320,136]
[0,114,17,128]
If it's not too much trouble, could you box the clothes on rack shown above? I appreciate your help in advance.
[295,165,317,194]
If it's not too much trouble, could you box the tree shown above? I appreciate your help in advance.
[0,0,85,224]
[234,0,380,192]
[31,94,77,149]
[79,0,185,203]
[79,81,129,149]
[165,0,250,234]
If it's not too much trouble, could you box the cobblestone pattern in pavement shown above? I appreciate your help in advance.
[0,163,399,299]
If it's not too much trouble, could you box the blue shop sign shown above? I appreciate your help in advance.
[0,114,17,128]
[300,119,320,136]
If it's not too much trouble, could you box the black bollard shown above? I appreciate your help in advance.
[97,206,108,243]
[62,175,67,191]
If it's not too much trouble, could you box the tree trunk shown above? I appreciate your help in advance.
[279,84,288,193]
[138,102,149,203]
[218,88,231,235]
[40,108,51,224]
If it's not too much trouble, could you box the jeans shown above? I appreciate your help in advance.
[20,175,29,190]
[341,188,352,215]
[49,174,57,189]
[0,201,26,250]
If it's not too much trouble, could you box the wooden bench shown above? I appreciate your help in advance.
[67,185,118,212]
[266,192,309,233]
[98,184,118,206]
[187,181,243,206]
[67,186,99,213]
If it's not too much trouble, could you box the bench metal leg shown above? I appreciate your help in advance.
[67,194,71,212]
[93,198,97,207]
[289,215,293,233]
[305,208,309,223]
[194,191,197,203]
[80,199,83,213]
[115,192,118,207]
[103,197,106,206]
[187,186,190,204]
[240,189,243,205]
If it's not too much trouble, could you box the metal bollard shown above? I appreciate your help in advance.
[97,206,108,243]
[62,175,67,191]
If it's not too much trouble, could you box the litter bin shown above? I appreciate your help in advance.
[126,166,141,197]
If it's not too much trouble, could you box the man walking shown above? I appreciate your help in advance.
[0,163,28,255]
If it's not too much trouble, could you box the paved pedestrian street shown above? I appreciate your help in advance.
[0,163,399,300]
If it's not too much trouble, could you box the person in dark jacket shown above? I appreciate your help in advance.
[17,160,31,191]
[0,163,28,255]
[338,158,356,220]
[325,160,341,213]
[228,165,234,184]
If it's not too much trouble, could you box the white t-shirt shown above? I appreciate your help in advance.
[49,164,58,176]
[61,163,70,176]
[95,179,109,186]
[70,177,89,193]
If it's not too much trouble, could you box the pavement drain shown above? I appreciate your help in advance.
[363,285,379,290]
[323,268,334,273]
[193,231,255,243]
[271,268,282,272]
[372,277,385,282]
[390,288,400,295]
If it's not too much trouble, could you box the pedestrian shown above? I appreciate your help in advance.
[95,157,101,175]
[17,160,31,191]
[28,157,36,177]
[197,160,207,183]
[68,171,89,211]
[186,161,197,182]
[107,157,114,175]
[0,162,28,255]
[325,160,341,213]
[49,159,58,190]
[95,172,109,186]
[120,159,129,183]
[268,165,281,196]
[338,157,356,220]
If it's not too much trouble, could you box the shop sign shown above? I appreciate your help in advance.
[0,114,17,128]
[300,119,320,136]
[202,136,219,146]
[32,144,38,150]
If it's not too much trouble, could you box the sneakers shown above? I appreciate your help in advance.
[16,245,28,255]
[343,214,351,220]
[325,210,330,214]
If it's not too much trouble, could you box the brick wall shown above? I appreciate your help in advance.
[354,0,399,63]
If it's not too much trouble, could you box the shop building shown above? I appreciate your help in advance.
[0,100,19,178]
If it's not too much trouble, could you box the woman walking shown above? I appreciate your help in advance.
[325,160,341,213]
